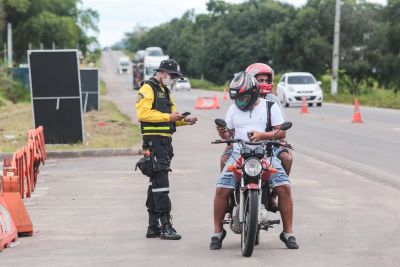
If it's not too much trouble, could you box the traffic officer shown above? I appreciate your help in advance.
[136,59,197,240]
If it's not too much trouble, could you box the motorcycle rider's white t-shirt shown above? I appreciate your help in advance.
[226,98,284,153]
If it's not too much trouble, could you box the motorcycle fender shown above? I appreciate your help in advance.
[244,183,258,191]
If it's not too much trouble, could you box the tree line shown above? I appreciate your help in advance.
[0,0,99,63]
[122,0,400,92]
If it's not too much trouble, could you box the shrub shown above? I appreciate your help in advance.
[190,78,228,91]
[0,72,30,103]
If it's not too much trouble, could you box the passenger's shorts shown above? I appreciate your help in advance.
[221,145,233,157]
[274,145,290,158]
[216,152,290,189]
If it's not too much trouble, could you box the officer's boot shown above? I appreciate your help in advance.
[160,214,181,240]
[146,212,160,238]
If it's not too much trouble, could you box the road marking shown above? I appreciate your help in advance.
[392,128,400,132]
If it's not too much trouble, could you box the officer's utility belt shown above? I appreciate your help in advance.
[135,149,156,177]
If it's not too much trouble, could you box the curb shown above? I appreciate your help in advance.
[0,146,143,159]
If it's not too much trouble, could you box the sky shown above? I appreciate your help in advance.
[81,0,387,48]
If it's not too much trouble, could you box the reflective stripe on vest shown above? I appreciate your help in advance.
[142,126,172,131]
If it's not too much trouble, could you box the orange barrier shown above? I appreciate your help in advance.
[352,98,363,123]
[0,194,18,251]
[300,96,309,114]
[12,150,30,198]
[1,192,33,236]
[2,175,19,193]
[195,95,220,109]
[223,88,228,101]
[0,126,45,250]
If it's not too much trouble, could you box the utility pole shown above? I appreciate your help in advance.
[331,0,341,95]
[7,23,12,67]
[3,42,6,63]
[200,26,204,80]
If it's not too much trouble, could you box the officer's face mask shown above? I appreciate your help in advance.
[162,73,174,86]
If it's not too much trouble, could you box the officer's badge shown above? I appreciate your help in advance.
[157,92,165,98]
[136,92,145,103]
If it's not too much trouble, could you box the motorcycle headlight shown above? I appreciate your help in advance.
[243,158,262,177]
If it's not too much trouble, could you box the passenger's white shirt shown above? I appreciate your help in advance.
[226,98,284,153]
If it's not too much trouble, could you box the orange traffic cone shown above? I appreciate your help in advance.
[352,98,363,123]
[300,96,309,114]
[213,95,220,109]
[223,88,228,101]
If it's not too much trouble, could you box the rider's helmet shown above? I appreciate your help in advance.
[245,63,274,96]
[229,71,260,111]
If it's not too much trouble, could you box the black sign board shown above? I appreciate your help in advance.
[28,50,84,144]
[80,68,99,112]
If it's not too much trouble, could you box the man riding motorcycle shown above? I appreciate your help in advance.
[210,71,299,250]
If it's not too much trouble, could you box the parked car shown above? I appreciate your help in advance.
[276,72,323,107]
[171,77,191,91]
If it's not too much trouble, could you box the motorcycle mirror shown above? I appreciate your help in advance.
[280,121,292,131]
[214,118,227,128]
[272,121,292,141]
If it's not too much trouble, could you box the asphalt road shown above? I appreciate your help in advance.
[1,51,399,266]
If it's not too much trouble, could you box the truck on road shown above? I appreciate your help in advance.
[133,47,169,89]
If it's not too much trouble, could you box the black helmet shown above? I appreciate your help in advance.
[229,71,260,111]
[154,59,183,79]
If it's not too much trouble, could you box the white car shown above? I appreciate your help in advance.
[118,57,131,74]
[276,72,323,107]
[172,77,191,91]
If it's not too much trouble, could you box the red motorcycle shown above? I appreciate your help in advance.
[212,121,293,257]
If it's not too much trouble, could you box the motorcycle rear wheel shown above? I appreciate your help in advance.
[241,190,259,257]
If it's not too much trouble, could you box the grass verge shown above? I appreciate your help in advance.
[190,79,228,91]
[0,82,141,153]
[190,76,400,109]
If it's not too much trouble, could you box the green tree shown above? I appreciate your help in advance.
[2,0,98,63]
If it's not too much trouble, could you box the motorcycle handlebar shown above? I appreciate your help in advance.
[212,139,293,149]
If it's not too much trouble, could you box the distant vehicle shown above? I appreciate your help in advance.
[133,47,169,89]
[145,47,164,57]
[134,50,146,63]
[276,72,323,107]
[118,56,131,74]
[172,77,191,91]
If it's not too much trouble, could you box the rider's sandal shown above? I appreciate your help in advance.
[210,229,227,250]
[279,232,299,249]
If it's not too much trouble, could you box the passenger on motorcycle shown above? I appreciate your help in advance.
[245,63,293,175]
[219,63,293,176]
[210,72,299,250]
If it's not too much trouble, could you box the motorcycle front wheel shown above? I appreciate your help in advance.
[241,190,259,257]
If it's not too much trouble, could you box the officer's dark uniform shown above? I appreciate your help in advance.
[136,59,186,240]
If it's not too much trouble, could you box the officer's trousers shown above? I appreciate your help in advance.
[142,135,174,226]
